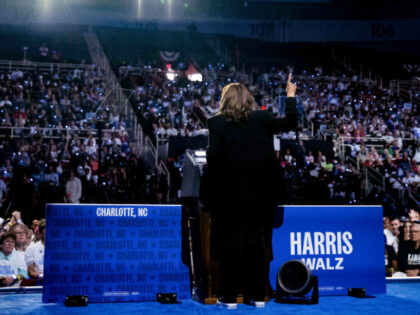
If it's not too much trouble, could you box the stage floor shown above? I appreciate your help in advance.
[2,282,419,314]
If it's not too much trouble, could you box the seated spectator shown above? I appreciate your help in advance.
[321,157,333,172]
[305,150,315,164]
[316,150,326,164]
[384,216,393,244]
[358,146,368,165]
[413,148,420,165]
[10,221,30,279]
[401,170,415,187]
[385,242,398,277]
[284,149,293,164]
[398,221,420,277]
[0,232,24,287]
[389,172,404,194]
[368,146,381,165]
[389,217,402,254]
[399,220,412,246]
[25,219,45,279]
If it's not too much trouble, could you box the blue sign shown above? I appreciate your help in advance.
[270,206,386,295]
[43,204,191,303]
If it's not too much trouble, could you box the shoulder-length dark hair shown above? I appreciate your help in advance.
[219,83,254,122]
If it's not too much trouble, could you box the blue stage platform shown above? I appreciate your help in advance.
[1,282,419,314]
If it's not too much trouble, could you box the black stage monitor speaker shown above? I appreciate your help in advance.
[157,293,179,304]
[348,288,375,298]
[64,295,88,307]
[276,260,319,304]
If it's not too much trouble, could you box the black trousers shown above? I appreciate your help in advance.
[211,201,274,301]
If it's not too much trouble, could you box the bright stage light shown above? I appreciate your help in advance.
[137,0,142,19]
[168,0,172,19]
[166,69,177,81]
[194,151,206,157]
[187,73,203,82]
[40,0,51,19]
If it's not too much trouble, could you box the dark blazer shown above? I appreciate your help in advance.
[205,97,298,205]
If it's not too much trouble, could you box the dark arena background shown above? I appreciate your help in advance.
[1,0,420,314]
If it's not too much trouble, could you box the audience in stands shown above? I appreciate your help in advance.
[0,56,419,283]
[0,66,170,224]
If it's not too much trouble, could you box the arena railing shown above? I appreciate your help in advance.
[83,31,144,158]
[0,57,142,147]
[365,164,386,192]
[337,135,418,163]
[119,65,249,84]
[143,135,158,168]
[0,126,127,141]
[158,160,171,203]
[0,59,95,74]
[338,136,420,209]
[0,286,42,293]
[344,150,386,192]
[336,136,415,155]
[384,172,419,213]
[293,74,375,86]
[390,79,420,101]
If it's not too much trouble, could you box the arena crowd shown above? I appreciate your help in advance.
[0,50,420,285]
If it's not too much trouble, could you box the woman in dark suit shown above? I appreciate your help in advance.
[206,74,297,308]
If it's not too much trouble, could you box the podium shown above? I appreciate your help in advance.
[181,150,220,304]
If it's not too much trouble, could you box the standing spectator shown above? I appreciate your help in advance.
[398,222,420,277]
[39,43,49,60]
[65,170,82,203]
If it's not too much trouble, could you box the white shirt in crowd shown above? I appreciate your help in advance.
[24,241,45,274]
[12,250,28,278]
[384,229,395,246]
[413,150,420,164]
[0,250,18,277]
[66,176,82,203]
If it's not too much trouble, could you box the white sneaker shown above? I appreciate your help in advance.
[250,300,265,308]
[217,299,238,309]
